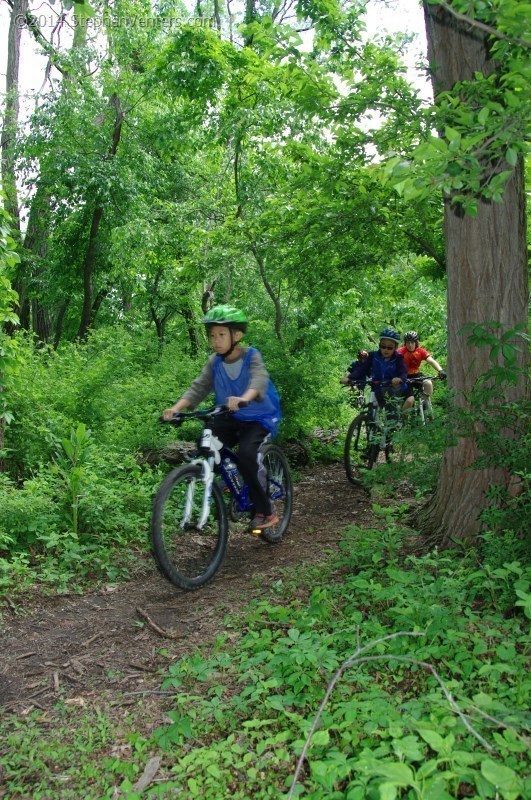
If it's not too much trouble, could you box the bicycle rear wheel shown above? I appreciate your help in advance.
[259,444,293,544]
[151,464,228,590]
[344,413,374,484]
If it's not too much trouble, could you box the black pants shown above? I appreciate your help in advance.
[211,417,271,516]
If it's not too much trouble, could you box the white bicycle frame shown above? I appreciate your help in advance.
[183,427,223,530]
[416,382,433,426]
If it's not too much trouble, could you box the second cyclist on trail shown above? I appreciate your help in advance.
[162,305,282,531]
[397,331,446,411]
[342,328,408,409]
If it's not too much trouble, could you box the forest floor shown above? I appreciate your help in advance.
[0,463,375,727]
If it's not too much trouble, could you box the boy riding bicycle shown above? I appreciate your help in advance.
[344,329,408,410]
[162,305,281,531]
[397,331,446,411]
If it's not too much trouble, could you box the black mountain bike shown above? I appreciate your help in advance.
[151,406,293,591]
[344,381,401,484]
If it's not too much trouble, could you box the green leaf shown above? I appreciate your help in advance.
[392,735,424,761]
[478,106,490,125]
[505,147,517,166]
[374,763,415,786]
[444,126,461,142]
[379,783,398,800]
[61,439,75,460]
[480,759,523,799]
[418,729,444,752]
[312,730,330,746]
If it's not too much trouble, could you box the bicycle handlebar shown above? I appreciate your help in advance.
[344,379,401,392]
[160,402,248,425]
[407,374,446,386]
[343,381,366,390]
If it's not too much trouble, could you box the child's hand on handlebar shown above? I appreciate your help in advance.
[391,377,403,387]
[162,407,183,421]
[227,395,246,412]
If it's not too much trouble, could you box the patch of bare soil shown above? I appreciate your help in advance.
[0,464,370,715]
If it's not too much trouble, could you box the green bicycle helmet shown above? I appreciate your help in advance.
[379,327,401,343]
[203,305,248,332]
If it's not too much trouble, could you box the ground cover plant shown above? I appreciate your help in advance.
[1,522,528,799]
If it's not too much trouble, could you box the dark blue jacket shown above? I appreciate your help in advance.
[349,350,407,392]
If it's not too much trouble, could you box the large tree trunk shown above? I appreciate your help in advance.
[2,0,27,332]
[1,0,27,233]
[421,3,528,546]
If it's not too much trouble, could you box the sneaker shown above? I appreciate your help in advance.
[250,509,279,530]
[250,514,266,530]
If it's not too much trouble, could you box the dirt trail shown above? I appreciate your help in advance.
[0,464,369,713]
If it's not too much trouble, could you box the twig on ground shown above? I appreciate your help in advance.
[469,704,531,747]
[122,690,178,697]
[81,632,103,647]
[27,686,50,700]
[136,608,187,640]
[132,756,162,793]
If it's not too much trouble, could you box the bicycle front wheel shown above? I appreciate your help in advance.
[260,444,293,544]
[151,464,228,590]
[344,413,373,484]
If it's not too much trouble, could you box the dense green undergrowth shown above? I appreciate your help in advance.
[1,524,529,800]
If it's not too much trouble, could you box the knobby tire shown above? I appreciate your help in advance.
[259,444,293,544]
[344,413,372,484]
[151,464,228,591]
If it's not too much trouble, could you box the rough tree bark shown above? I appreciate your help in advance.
[1,0,27,232]
[420,2,528,546]
[2,0,28,332]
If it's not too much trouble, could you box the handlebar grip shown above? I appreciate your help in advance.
[159,413,184,425]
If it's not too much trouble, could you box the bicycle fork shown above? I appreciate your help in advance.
[183,458,215,530]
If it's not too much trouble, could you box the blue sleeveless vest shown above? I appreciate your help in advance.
[212,347,282,435]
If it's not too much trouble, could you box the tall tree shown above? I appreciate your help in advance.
[1,0,27,234]
[418,1,529,544]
